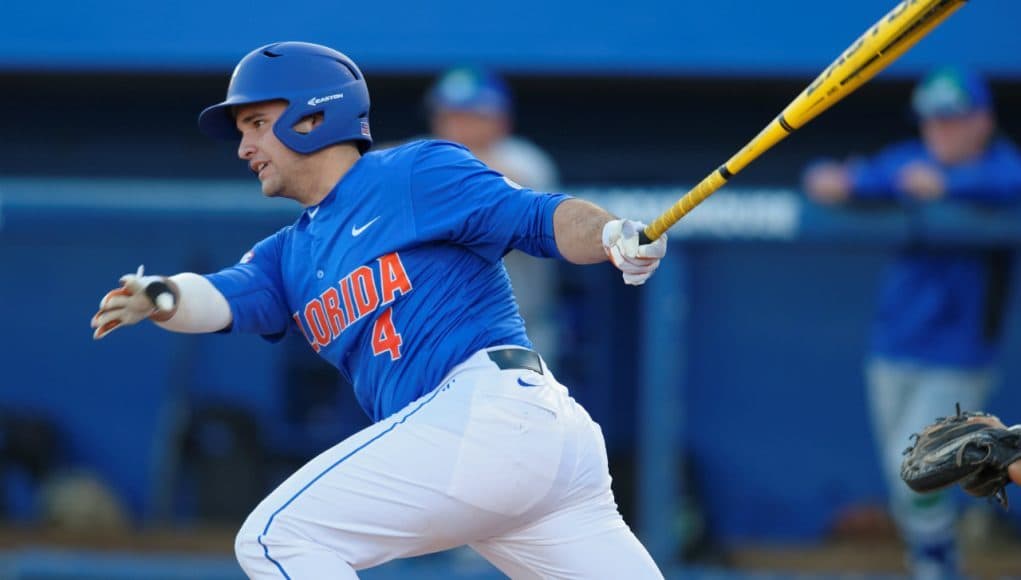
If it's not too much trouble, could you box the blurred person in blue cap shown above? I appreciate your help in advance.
[427,67,562,362]
[426,67,558,190]
[804,67,1021,579]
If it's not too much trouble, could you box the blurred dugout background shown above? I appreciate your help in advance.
[3,0,1021,578]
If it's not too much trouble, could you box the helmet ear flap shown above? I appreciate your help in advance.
[272,82,369,154]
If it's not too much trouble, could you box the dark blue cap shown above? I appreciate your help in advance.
[426,67,512,116]
[911,67,992,119]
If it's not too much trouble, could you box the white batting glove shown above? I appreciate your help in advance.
[91,265,177,340]
[602,219,668,286]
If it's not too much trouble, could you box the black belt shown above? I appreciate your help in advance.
[487,348,543,375]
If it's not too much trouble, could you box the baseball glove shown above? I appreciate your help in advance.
[901,404,1021,509]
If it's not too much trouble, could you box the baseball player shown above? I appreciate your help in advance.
[90,42,667,579]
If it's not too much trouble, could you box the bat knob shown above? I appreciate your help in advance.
[145,281,177,312]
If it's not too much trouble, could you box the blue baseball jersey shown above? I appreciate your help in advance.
[206,140,570,421]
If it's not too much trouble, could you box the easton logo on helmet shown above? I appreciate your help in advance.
[308,93,344,106]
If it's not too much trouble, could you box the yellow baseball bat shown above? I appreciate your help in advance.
[640,0,968,243]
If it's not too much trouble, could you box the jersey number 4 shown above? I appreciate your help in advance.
[371,307,403,360]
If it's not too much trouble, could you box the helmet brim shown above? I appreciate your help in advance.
[197,101,241,140]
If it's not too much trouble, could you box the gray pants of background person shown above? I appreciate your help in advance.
[866,357,997,577]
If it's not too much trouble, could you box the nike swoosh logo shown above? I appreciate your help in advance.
[517,377,543,387]
[351,216,381,237]
[308,206,320,219]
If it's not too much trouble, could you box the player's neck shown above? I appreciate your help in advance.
[298,145,362,207]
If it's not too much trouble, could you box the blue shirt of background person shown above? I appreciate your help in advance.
[804,67,1021,368]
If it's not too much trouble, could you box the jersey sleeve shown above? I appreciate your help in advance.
[848,142,921,200]
[203,229,290,341]
[943,138,1021,203]
[849,139,1021,204]
[408,140,570,262]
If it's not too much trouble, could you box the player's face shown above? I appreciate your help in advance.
[921,111,994,165]
[430,109,510,153]
[235,100,302,198]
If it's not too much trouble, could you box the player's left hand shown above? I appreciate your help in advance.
[602,219,667,286]
[91,265,176,339]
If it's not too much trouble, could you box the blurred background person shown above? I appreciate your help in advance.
[803,66,1021,579]
[426,67,558,190]
[425,66,562,363]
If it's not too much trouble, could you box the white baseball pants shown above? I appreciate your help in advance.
[234,346,663,579]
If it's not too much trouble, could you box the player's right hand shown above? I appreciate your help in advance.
[91,265,176,340]
[602,219,667,286]
[898,161,946,201]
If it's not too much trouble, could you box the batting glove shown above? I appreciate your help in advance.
[91,265,177,340]
[602,219,668,286]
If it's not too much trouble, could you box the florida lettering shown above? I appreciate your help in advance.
[293,252,412,360]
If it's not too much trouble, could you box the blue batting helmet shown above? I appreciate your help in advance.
[197,41,372,154]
